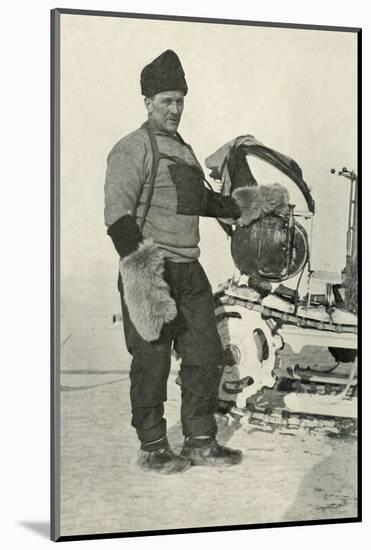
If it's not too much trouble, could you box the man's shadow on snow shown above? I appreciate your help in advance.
[282,434,358,522]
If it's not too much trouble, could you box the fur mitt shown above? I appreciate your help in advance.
[120,239,177,342]
[231,183,290,227]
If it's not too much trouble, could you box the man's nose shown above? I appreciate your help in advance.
[169,102,180,115]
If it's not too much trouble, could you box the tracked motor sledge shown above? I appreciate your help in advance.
[205,137,358,430]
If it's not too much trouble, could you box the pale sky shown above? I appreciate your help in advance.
[59,14,358,316]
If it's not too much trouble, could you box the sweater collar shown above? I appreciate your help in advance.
[144,118,185,143]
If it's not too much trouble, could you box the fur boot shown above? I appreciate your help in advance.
[120,239,177,342]
[232,183,290,227]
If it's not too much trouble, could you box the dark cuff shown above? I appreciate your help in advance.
[203,190,242,219]
[107,214,143,258]
[140,435,169,452]
[184,436,215,449]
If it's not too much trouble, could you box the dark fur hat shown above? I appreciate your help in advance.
[140,49,188,97]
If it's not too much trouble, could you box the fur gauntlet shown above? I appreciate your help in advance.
[119,239,177,342]
[231,183,290,227]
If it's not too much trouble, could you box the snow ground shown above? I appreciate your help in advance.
[59,316,358,537]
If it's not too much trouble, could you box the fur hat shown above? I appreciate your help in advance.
[140,49,188,97]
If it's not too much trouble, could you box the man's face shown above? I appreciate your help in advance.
[145,90,184,133]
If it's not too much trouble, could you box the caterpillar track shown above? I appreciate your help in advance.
[220,388,357,437]
[218,394,358,437]
[215,288,358,436]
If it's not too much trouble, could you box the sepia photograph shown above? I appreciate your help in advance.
[51,8,360,541]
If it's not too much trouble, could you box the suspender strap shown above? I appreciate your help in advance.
[139,122,198,231]
[138,122,161,232]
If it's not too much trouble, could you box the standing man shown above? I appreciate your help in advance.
[104,50,242,474]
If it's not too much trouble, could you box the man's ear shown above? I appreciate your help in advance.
[144,97,152,114]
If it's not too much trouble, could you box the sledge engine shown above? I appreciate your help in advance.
[205,137,358,427]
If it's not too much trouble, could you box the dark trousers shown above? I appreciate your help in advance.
[118,260,224,448]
